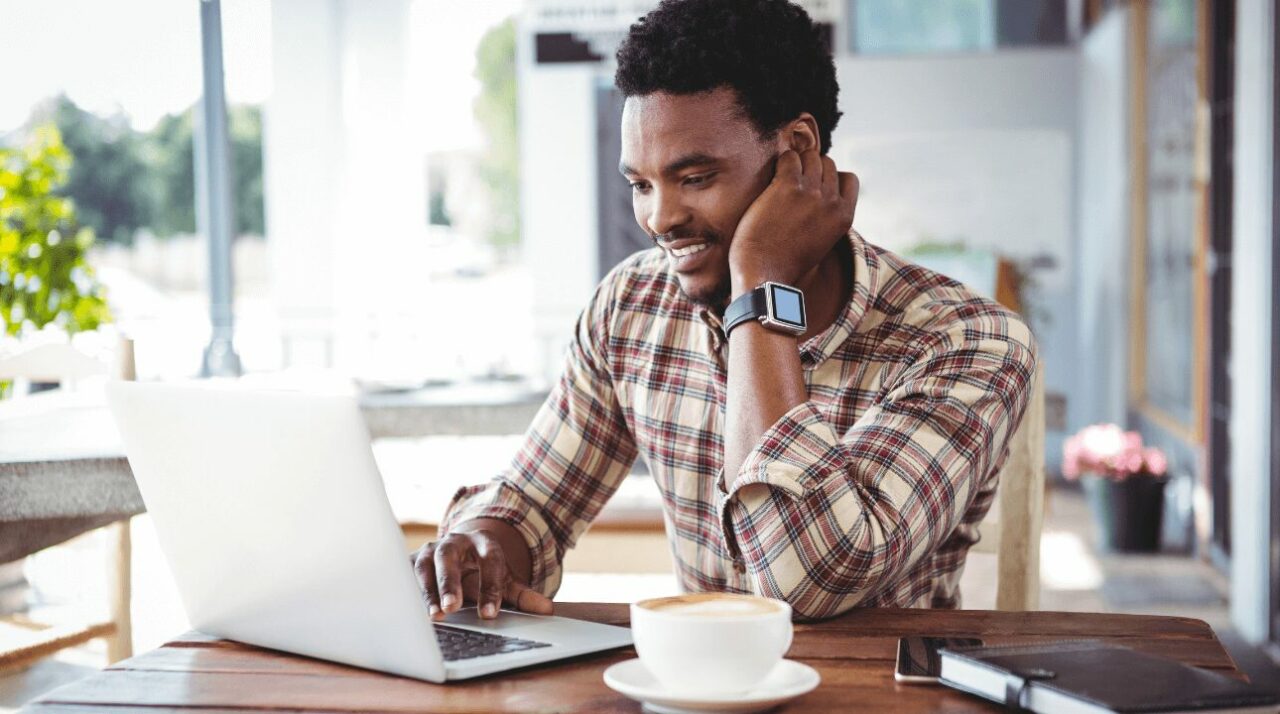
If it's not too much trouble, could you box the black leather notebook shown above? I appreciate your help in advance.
[939,640,1280,713]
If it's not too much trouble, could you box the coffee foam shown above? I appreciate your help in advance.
[638,593,782,617]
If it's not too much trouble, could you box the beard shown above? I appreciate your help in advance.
[654,228,732,309]
[678,270,732,308]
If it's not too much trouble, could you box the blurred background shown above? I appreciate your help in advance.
[2,0,1278,705]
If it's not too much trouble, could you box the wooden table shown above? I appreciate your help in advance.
[25,604,1245,713]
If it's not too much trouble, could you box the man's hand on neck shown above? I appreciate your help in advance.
[722,145,858,492]
[728,147,857,283]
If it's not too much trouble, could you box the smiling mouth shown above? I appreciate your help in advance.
[668,242,710,257]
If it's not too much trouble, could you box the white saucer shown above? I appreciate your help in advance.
[603,658,821,714]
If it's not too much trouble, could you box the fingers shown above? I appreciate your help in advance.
[475,536,508,620]
[838,170,859,200]
[419,531,553,623]
[506,579,555,615]
[838,171,860,213]
[798,148,822,187]
[773,150,802,185]
[412,544,445,621]
[433,537,467,615]
[820,155,838,196]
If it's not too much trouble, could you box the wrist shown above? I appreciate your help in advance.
[452,517,510,535]
[730,263,792,298]
[723,281,808,338]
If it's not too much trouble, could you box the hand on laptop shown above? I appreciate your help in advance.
[412,518,554,621]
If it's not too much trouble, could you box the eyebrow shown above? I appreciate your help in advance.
[618,152,721,178]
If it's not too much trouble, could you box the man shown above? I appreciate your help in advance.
[412,0,1037,621]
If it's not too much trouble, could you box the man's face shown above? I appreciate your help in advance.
[619,88,778,307]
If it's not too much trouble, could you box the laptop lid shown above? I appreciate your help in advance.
[106,380,448,682]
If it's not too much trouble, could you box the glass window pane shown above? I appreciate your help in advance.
[850,0,994,55]
[995,0,1068,47]
[1143,0,1199,425]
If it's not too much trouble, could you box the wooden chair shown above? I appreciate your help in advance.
[0,335,136,671]
[972,363,1046,611]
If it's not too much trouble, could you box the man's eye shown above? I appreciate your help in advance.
[629,182,650,192]
[683,173,713,186]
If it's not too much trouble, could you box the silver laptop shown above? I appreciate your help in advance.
[106,380,632,682]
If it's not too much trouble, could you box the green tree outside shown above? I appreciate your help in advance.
[0,125,111,339]
[474,17,520,251]
[21,94,265,244]
[143,108,196,237]
[228,105,265,238]
[142,103,265,238]
[43,96,150,245]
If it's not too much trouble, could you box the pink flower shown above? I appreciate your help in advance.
[1062,438,1082,479]
[1061,423,1167,480]
[1143,448,1168,477]
[1079,423,1126,458]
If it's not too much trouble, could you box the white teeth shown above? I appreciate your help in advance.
[670,243,709,258]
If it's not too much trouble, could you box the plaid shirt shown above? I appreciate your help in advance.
[442,233,1037,618]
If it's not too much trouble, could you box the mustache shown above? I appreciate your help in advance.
[653,230,722,246]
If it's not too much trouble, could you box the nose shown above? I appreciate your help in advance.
[643,187,691,238]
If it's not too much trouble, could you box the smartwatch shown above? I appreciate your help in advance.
[723,281,807,336]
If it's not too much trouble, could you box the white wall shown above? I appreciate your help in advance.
[835,50,1079,135]
[1229,0,1275,646]
[1074,7,1131,430]
[830,49,1079,466]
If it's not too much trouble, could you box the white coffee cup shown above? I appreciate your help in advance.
[630,593,793,696]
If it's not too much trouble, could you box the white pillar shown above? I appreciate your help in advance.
[517,48,602,382]
[266,0,341,368]
[333,0,425,374]
[1074,7,1131,430]
[1229,0,1274,645]
[265,0,424,372]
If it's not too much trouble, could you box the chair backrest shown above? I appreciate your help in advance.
[972,364,1046,611]
[0,334,136,385]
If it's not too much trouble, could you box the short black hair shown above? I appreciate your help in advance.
[614,0,842,154]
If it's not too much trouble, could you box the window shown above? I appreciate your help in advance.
[848,0,1069,54]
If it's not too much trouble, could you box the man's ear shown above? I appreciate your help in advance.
[781,113,820,153]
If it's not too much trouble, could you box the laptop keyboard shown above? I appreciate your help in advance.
[433,623,553,662]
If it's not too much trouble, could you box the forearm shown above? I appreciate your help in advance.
[723,320,807,483]
[718,325,1037,617]
[451,517,533,586]
[719,401,913,618]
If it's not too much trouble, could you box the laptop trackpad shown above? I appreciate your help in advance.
[442,607,552,632]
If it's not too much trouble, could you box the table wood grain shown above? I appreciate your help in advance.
[25,604,1244,713]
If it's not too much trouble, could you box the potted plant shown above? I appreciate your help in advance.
[1062,424,1169,552]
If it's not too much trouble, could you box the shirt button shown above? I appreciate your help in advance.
[733,558,746,574]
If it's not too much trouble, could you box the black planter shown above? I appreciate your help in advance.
[1083,476,1167,552]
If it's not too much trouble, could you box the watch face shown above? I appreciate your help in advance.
[768,284,806,328]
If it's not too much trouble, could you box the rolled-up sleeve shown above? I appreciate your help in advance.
[440,276,638,598]
[717,317,1036,619]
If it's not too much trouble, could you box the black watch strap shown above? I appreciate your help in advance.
[723,287,768,335]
